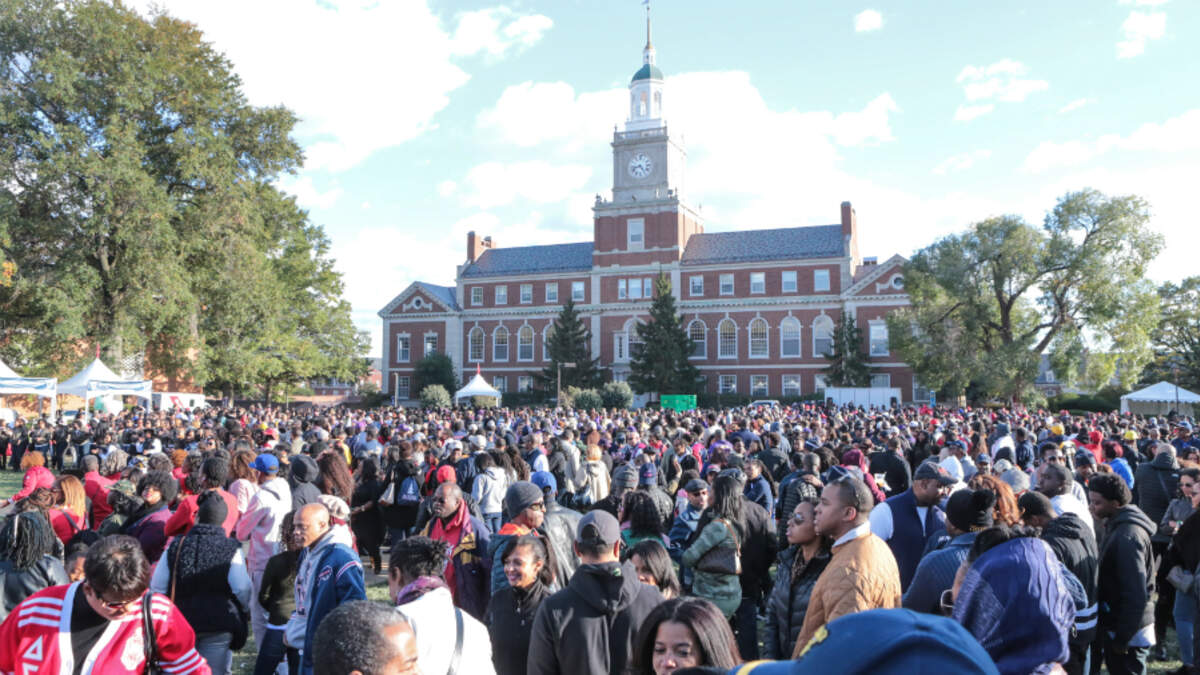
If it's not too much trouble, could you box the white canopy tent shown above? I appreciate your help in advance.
[454,372,502,403]
[0,357,57,400]
[58,358,152,406]
[1120,381,1200,418]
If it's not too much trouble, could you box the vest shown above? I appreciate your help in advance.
[166,523,246,643]
[885,488,946,590]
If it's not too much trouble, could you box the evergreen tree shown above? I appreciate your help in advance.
[630,274,700,396]
[824,309,873,387]
[538,299,603,390]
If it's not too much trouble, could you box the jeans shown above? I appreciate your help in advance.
[254,627,300,675]
[1104,642,1149,675]
[731,596,759,661]
[1154,541,1175,645]
[195,631,233,675]
[250,567,267,649]
[483,512,502,535]
[1176,589,1198,666]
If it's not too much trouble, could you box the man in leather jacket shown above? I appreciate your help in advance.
[532,471,582,588]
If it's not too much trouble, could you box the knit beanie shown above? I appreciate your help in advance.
[505,481,543,517]
[613,464,638,490]
[196,491,228,526]
[945,489,995,533]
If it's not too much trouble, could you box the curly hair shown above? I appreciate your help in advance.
[622,490,663,537]
[0,511,56,570]
[20,451,45,470]
[389,535,448,580]
[967,473,1020,527]
[317,452,354,502]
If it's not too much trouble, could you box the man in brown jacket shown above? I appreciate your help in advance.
[791,475,903,657]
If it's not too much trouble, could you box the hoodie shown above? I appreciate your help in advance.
[235,476,292,573]
[526,560,663,675]
[1041,513,1099,649]
[289,455,322,511]
[472,466,508,515]
[1134,451,1180,539]
[1096,505,1157,647]
[287,526,364,675]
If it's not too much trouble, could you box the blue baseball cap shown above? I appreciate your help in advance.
[733,609,999,674]
[530,471,557,496]
[250,454,279,474]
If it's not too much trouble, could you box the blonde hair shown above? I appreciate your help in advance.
[55,475,86,521]
[587,445,603,462]
[20,451,45,470]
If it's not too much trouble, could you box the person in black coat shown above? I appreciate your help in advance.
[350,457,385,574]
[485,534,553,675]
[0,511,68,621]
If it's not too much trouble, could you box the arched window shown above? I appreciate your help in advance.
[468,327,484,362]
[687,320,706,359]
[653,91,662,116]
[639,92,647,117]
[749,318,768,358]
[493,326,509,361]
[780,317,802,358]
[627,319,644,359]
[518,325,534,361]
[813,315,834,357]
[718,319,737,358]
[542,324,554,362]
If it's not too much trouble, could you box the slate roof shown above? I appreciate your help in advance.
[413,282,460,311]
[680,225,844,265]
[460,242,594,278]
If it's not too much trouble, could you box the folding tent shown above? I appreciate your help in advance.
[58,358,152,404]
[1120,381,1200,418]
[0,358,57,400]
[454,371,502,403]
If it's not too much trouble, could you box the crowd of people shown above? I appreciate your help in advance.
[0,400,1198,675]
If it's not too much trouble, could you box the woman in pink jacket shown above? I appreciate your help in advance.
[1,450,55,508]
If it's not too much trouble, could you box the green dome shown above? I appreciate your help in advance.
[631,63,664,82]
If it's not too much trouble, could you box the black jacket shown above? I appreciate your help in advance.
[1133,452,1180,541]
[739,500,778,600]
[763,545,831,659]
[868,451,912,498]
[1042,512,1099,646]
[527,560,663,675]
[542,501,582,586]
[258,548,300,626]
[1097,505,1157,647]
[0,556,68,622]
[289,455,322,511]
[485,580,551,675]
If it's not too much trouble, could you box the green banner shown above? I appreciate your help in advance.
[660,394,697,412]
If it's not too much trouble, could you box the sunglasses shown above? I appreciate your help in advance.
[87,584,137,612]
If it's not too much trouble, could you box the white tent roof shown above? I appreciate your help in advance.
[1121,381,1200,404]
[59,358,152,401]
[0,357,57,399]
[454,372,502,401]
[0,359,17,378]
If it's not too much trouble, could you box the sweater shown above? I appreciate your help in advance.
[150,523,252,646]
[902,532,977,614]
[164,489,239,537]
[258,549,300,627]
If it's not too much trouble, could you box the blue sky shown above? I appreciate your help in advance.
[135,1,1199,356]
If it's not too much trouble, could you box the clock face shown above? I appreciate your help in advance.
[628,153,653,179]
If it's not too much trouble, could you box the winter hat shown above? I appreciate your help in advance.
[938,456,964,483]
[196,490,228,526]
[613,464,638,490]
[505,481,544,517]
[1000,467,1031,494]
[435,465,457,485]
[638,462,658,486]
[946,489,996,533]
[318,495,350,522]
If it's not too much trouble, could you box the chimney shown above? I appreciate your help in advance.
[467,231,495,263]
[840,200,861,270]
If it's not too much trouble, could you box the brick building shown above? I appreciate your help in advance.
[379,17,917,404]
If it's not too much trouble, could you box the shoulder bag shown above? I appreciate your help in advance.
[142,592,165,675]
[695,518,742,576]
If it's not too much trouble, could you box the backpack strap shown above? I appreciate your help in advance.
[447,607,465,675]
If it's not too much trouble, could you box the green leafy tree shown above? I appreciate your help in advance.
[419,385,452,408]
[1140,277,1200,391]
[539,299,603,390]
[824,309,872,387]
[572,389,603,410]
[629,274,699,396]
[888,189,1163,402]
[414,353,457,394]
[601,381,634,409]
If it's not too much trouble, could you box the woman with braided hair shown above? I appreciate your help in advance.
[0,509,68,621]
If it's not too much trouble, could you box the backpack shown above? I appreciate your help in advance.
[398,476,420,505]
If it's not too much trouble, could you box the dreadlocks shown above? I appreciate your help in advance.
[0,511,57,570]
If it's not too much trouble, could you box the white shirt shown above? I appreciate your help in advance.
[397,587,495,675]
[869,501,932,542]
[833,521,872,548]
[1051,494,1095,531]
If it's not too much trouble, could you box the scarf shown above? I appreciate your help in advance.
[395,575,449,606]
[430,500,470,597]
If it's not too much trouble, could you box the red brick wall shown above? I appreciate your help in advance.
[387,320,446,369]
[462,277,589,308]
[678,264,841,300]
[461,318,557,368]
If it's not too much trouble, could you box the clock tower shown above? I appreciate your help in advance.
[593,5,702,266]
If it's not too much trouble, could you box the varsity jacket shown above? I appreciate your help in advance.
[0,582,210,675]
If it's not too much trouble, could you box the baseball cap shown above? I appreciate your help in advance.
[914,460,956,486]
[684,478,708,493]
[638,462,658,486]
[530,471,557,495]
[575,510,620,545]
[250,454,279,474]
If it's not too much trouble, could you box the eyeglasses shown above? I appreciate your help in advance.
[86,584,137,613]
[529,502,546,512]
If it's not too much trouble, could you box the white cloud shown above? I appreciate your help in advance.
[956,59,1048,102]
[1058,98,1094,114]
[1023,108,1200,172]
[360,201,371,209]
[132,1,551,174]
[278,176,343,209]
[954,104,995,121]
[1117,10,1166,58]
[854,10,883,32]
[1118,0,1169,6]
[437,180,458,197]
[477,81,625,150]
[461,161,593,209]
[932,150,992,175]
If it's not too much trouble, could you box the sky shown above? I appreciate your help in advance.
[132,0,1200,357]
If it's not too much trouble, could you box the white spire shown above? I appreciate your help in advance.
[643,1,655,65]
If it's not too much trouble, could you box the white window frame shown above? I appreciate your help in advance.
[545,283,558,303]
[718,375,737,394]
[717,318,737,359]
[642,278,652,298]
[627,218,645,250]
[614,332,628,363]
[782,374,801,397]
[780,317,802,358]
[719,274,734,296]
[781,270,797,294]
[468,327,484,362]
[750,272,766,294]
[869,321,890,357]
[871,373,892,388]
[423,334,438,357]
[495,286,507,305]
[750,375,769,397]
[814,374,829,393]
[813,315,834,357]
[572,281,585,302]
[492,376,507,393]
[517,325,535,361]
[618,279,627,300]
[748,318,769,358]
[542,325,554,361]
[471,287,483,306]
[396,376,410,399]
[517,375,533,393]
[396,335,410,362]
[628,320,644,359]
[687,319,707,359]
[814,269,831,292]
[629,278,642,300]
[493,326,509,362]
[520,284,533,304]
[689,275,704,296]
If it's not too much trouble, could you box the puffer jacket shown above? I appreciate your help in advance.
[526,560,663,675]
[1133,452,1180,541]
[1097,505,1157,647]
[681,517,742,617]
[790,529,902,657]
[0,556,68,622]
[472,466,508,515]
[763,545,831,659]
